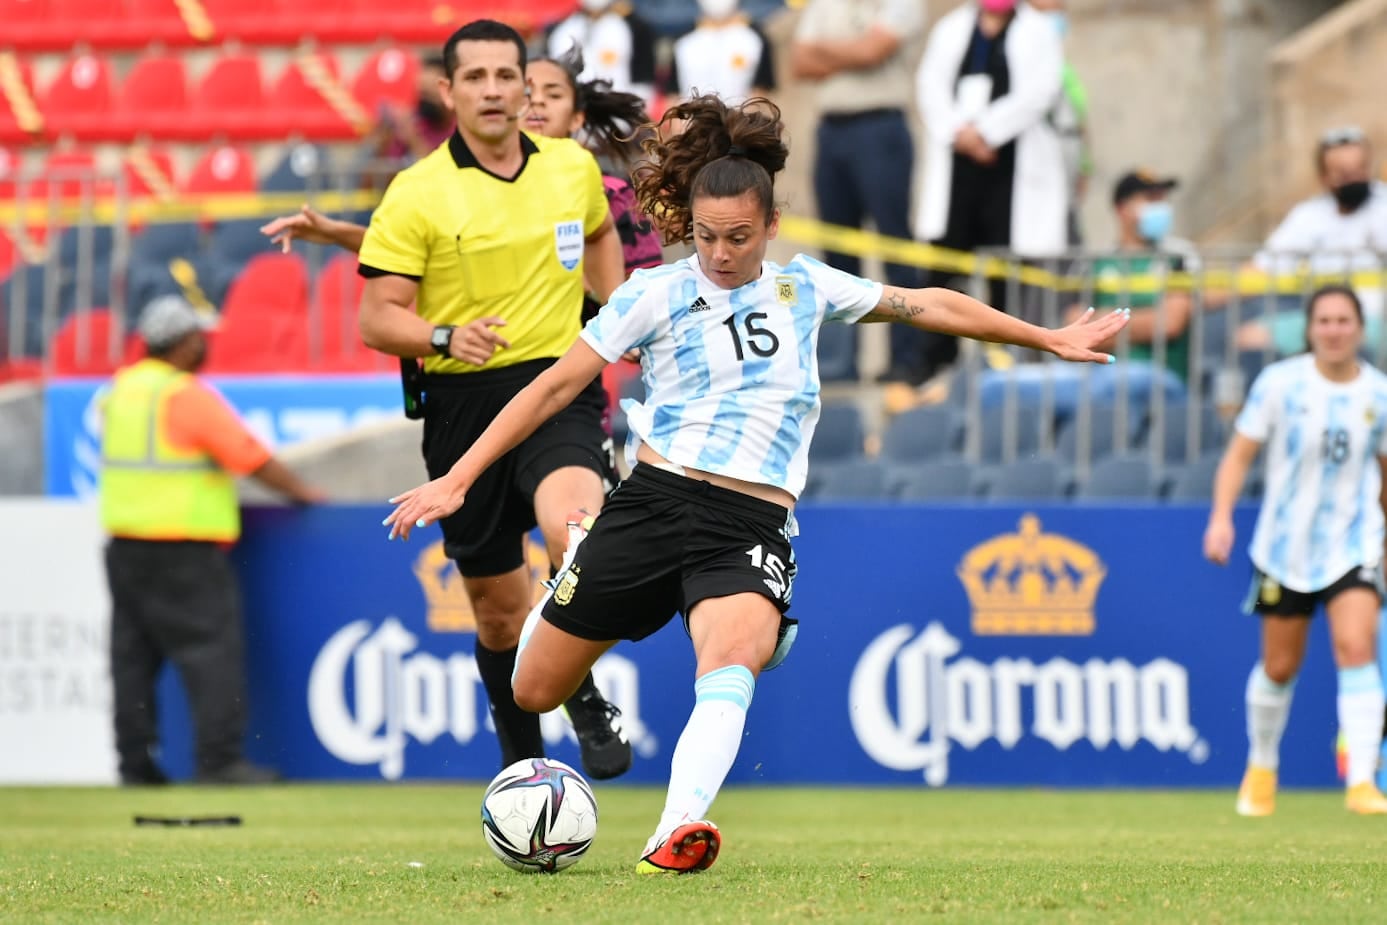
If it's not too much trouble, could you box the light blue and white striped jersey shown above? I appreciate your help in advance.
[1236,354,1387,591]
[581,254,882,498]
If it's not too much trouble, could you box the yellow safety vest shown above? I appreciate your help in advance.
[99,358,240,542]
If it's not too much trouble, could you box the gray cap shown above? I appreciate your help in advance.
[137,296,218,349]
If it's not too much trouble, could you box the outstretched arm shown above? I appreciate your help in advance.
[383,340,609,539]
[261,205,368,254]
[1203,433,1261,565]
[860,285,1129,363]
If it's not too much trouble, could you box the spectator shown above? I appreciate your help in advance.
[1029,0,1091,244]
[547,0,658,106]
[1065,170,1197,387]
[361,54,454,188]
[912,0,1067,385]
[100,296,324,785]
[1238,126,1387,356]
[790,0,927,382]
[666,0,777,105]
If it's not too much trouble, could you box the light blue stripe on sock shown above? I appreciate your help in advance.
[696,665,755,711]
[1251,662,1295,695]
[1339,664,1383,694]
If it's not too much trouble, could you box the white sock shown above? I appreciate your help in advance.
[647,665,755,851]
[1246,662,1294,771]
[512,519,589,685]
[1338,664,1385,787]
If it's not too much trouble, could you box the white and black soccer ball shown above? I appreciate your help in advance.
[480,758,598,873]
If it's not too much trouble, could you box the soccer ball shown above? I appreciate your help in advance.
[480,758,598,873]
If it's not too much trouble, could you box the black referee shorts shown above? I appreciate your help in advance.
[421,358,616,577]
[541,463,798,643]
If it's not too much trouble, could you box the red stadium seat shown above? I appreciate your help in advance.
[200,0,289,44]
[310,253,383,371]
[0,53,43,144]
[122,145,179,201]
[51,0,147,48]
[0,0,61,51]
[270,54,369,142]
[351,47,421,117]
[113,53,189,141]
[187,53,269,140]
[49,308,138,377]
[207,253,311,372]
[185,144,256,195]
[41,54,119,142]
[126,0,206,45]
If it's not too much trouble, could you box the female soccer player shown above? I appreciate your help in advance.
[1205,284,1387,818]
[384,94,1129,873]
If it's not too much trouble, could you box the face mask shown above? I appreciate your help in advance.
[1043,11,1068,39]
[698,0,739,20]
[416,97,446,125]
[1137,200,1173,243]
[979,0,1017,12]
[578,0,610,13]
[1332,180,1371,212]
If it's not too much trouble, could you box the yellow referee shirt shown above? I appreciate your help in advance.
[358,130,609,374]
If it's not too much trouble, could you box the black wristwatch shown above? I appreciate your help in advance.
[430,325,456,357]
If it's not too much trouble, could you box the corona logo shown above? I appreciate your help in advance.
[956,514,1105,636]
[413,537,552,633]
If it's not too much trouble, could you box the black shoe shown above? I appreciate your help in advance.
[564,690,633,780]
[195,760,282,785]
[120,761,170,787]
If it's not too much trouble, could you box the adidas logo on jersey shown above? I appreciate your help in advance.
[688,297,711,313]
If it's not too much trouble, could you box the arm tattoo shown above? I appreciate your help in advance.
[864,291,928,323]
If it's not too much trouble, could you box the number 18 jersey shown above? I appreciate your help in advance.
[581,254,882,499]
[1236,354,1387,591]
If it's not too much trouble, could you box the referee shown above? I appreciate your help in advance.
[357,19,631,779]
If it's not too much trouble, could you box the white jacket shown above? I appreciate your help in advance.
[914,2,1068,257]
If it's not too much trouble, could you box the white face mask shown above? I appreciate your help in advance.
[698,0,739,20]
[578,0,610,13]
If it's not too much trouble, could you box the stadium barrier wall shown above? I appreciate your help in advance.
[5,499,1382,789]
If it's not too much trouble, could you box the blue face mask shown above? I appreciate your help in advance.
[1046,12,1068,39]
[1137,201,1173,243]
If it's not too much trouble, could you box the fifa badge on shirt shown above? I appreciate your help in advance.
[554,221,583,271]
[1260,575,1282,606]
[554,566,581,606]
[775,277,796,305]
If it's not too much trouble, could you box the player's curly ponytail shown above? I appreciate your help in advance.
[632,94,788,245]
[535,45,650,168]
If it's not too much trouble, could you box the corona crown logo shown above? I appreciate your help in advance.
[956,514,1105,636]
[413,539,551,633]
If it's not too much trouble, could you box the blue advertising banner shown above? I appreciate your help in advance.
[151,502,1353,789]
[43,375,402,497]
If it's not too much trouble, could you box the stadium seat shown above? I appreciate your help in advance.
[980,458,1066,501]
[890,459,975,501]
[1054,401,1143,463]
[352,47,421,116]
[54,224,115,266]
[49,307,137,377]
[880,404,963,462]
[0,53,42,144]
[185,145,257,196]
[112,53,190,141]
[1164,453,1220,502]
[122,145,179,200]
[187,53,270,140]
[124,0,202,45]
[208,218,277,268]
[975,401,1050,463]
[817,323,857,382]
[200,0,288,44]
[1143,401,1226,463]
[1077,455,1155,500]
[131,221,201,265]
[807,460,888,501]
[0,0,58,50]
[310,252,382,371]
[809,404,865,464]
[207,253,311,372]
[269,54,369,142]
[40,54,118,142]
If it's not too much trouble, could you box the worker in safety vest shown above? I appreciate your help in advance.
[100,295,323,785]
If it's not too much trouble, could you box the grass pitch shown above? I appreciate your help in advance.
[3,785,1386,924]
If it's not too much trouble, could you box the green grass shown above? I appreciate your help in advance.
[3,785,1386,924]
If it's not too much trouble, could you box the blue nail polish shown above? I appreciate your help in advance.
[381,516,391,526]
[416,519,427,528]
[1106,355,1115,365]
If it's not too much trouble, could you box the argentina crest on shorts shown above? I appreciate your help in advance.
[554,220,583,271]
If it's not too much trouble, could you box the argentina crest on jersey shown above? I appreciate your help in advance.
[554,220,583,271]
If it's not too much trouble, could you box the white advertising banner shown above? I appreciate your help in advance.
[0,499,116,784]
